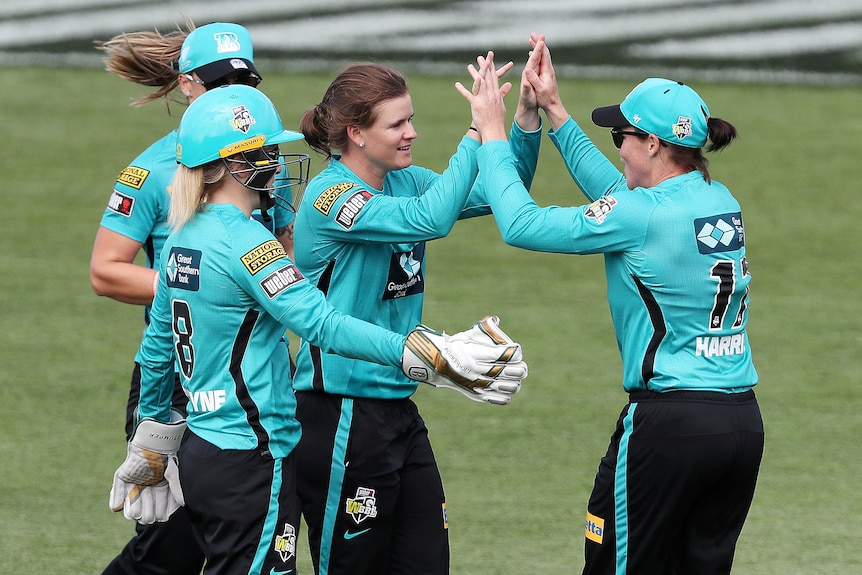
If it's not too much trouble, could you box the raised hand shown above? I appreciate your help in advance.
[455,51,511,142]
[515,33,546,131]
[523,34,570,130]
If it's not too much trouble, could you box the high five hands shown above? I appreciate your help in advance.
[455,51,512,143]
[522,33,570,130]
[456,35,561,137]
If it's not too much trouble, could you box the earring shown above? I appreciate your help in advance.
[359,142,365,148]
[184,91,191,97]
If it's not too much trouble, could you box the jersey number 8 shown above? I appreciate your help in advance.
[172,300,195,379]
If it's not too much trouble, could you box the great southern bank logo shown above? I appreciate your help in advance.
[694,212,744,254]
[166,247,202,291]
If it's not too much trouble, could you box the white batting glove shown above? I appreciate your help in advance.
[109,412,186,524]
[402,317,527,406]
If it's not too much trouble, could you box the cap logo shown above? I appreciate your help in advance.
[672,116,693,140]
[213,32,241,54]
[632,114,642,125]
[229,58,249,70]
[230,104,256,134]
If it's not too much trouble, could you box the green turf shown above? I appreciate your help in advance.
[1,65,860,574]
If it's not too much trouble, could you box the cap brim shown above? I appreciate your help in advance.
[591,105,628,128]
[194,58,261,84]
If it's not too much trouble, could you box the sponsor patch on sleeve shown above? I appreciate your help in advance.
[166,247,201,291]
[107,189,135,217]
[259,264,305,298]
[694,211,744,254]
[240,240,286,275]
[584,196,617,224]
[116,166,150,190]
[335,190,373,230]
[313,182,356,216]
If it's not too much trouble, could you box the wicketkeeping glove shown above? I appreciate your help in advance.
[109,411,186,524]
[401,316,527,405]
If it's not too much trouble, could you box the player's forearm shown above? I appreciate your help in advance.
[549,118,626,202]
[90,262,156,305]
[509,119,542,191]
[543,101,572,132]
[478,141,582,254]
[514,100,541,133]
[137,313,181,422]
[411,137,481,235]
[277,286,404,368]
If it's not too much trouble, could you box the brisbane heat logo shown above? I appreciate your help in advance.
[213,31,241,54]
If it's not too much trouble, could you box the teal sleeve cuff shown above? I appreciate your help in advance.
[459,134,482,152]
[512,117,543,136]
[547,116,576,139]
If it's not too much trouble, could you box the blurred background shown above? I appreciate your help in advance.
[2,0,862,84]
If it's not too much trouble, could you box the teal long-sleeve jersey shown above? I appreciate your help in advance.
[478,118,758,393]
[137,204,407,458]
[98,129,295,329]
[293,127,541,399]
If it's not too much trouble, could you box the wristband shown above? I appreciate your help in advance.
[468,126,479,133]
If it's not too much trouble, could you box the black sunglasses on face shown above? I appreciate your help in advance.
[209,72,262,89]
[610,128,649,148]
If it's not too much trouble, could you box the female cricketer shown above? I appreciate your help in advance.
[473,36,764,575]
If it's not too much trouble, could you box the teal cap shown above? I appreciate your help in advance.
[177,23,260,84]
[592,78,710,148]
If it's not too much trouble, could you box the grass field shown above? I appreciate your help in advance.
[1,64,861,574]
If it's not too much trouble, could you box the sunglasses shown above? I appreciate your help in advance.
[610,128,649,149]
[213,72,262,89]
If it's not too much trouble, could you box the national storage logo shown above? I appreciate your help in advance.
[241,240,286,275]
[313,182,355,216]
[116,166,150,190]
